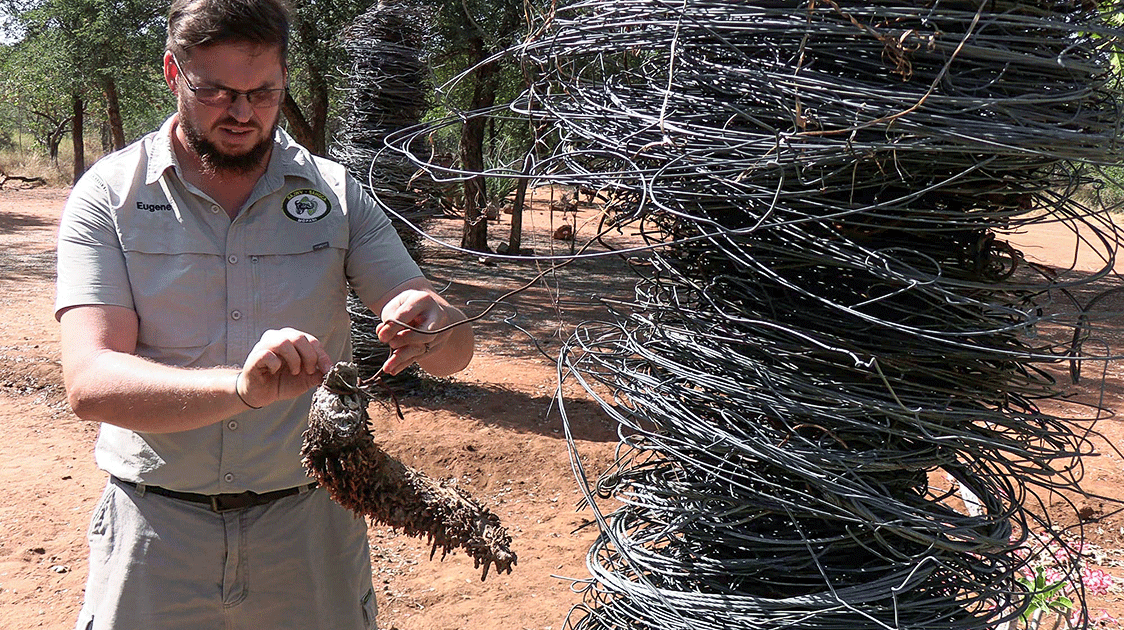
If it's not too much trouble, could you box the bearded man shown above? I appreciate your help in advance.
[54,1,473,628]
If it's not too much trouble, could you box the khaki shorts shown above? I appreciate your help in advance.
[75,477,376,630]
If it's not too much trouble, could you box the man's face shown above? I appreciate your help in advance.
[167,42,286,175]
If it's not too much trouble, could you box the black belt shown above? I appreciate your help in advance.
[114,477,317,513]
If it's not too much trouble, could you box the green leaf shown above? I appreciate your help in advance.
[1049,596,1074,612]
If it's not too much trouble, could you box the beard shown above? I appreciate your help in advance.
[179,105,277,176]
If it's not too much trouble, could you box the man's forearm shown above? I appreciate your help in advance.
[60,306,330,430]
[65,349,249,433]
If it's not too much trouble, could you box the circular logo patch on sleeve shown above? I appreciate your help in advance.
[283,189,332,223]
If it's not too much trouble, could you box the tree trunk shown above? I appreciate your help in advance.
[508,154,532,255]
[307,83,325,156]
[33,111,71,164]
[281,92,317,152]
[72,92,85,184]
[459,36,500,253]
[297,16,329,156]
[308,78,329,156]
[47,133,62,163]
[460,115,489,252]
[104,77,126,151]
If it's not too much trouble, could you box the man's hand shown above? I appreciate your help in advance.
[237,328,333,409]
[377,287,473,376]
[376,289,455,375]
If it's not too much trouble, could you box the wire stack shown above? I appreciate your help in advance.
[509,1,1124,629]
[334,0,434,380]
[372,0,1124,627]
[333,0,441,248]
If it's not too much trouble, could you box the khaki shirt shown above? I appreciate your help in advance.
[55,116,422,493]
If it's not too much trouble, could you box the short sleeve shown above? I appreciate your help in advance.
[343,175,423,308]
[54,168,135,319]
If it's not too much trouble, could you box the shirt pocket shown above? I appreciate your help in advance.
[120,226,224,364]
[250,243,349,340]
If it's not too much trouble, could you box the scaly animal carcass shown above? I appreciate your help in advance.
[301,362,516,580]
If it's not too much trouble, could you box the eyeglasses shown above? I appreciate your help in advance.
[172,53,286,109]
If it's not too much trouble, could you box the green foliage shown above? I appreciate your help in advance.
[1103,2,1124,73]
[18,0,166,88]
[423,0,537,212]
[0,0,172,163]
[1015,567,1075,624]
[1,30,77,153]
[290,0,367,72]
[0,0,541,191]
[286,0,373,150]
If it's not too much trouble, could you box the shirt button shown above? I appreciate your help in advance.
[224,473,235,483]
[210,205,220,214]
[227,420,238,431]
[227,255,239,265]
[230,310,242,321]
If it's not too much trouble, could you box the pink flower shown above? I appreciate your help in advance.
[1082,567,1115,597]
[1081,609,1120,628]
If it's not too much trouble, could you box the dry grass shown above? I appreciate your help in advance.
[0,140,106,188]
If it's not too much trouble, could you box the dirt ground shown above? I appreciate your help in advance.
[1,185,1124,630]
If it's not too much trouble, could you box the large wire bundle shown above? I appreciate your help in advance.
[378,0,1124,628]
[333,0,435,379]
[332,0,439,248]
[528,1,1124,629]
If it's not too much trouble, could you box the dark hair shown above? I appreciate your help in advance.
[166,0,290,62]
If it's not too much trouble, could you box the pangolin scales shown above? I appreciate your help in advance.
[300,362,516,581]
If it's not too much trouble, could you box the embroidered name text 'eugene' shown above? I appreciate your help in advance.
[137,201,173,213]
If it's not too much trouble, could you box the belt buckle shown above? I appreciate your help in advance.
[210,491,253,513]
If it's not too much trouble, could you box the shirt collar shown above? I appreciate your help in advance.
[144,115,179,186]
[259,124,316,191]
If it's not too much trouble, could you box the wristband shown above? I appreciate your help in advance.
[235,374,263,409]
